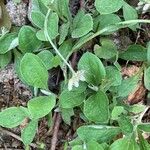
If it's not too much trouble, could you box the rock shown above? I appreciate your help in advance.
[6,1,28,26]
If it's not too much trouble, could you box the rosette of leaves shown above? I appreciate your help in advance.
[1,0,150,149]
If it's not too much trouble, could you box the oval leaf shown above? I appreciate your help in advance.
[119,45,147,61]
[60,83,87,108]
[18,26,42,53]
[77,125,121,143]
[110,137,140,150]
[31,11,45,29]
[95,0,124,14]
[72,10,93,38]
[28,96,56,119]
[0,107,27,128]
[84,90,109,123]
[78,52,106,85]
[0,33,18,54]
[21,120,38,145]
[20,53,48,89]
[0,51,12,69]
[37,50,54,70]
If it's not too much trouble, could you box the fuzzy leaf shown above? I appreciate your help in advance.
[78,52,106,85]
[0,107,27,128]
[30,11,45,29]
[72,10,93,38]
[28,96,56,119]
[94,14,121,34]
[110,137,140,150]
[119,45,147,61]
[0,51,11,69]
[84,90,109,123]
[46,12,59,40]
[0,33,18,54]
[18,26,42,53]
[21,120,38,145]
[59,22,70,45]
[138,124,150,132]
[94,39,117,59]
[77,125,121,143]
[37,50,54,70]
[20,53,48,89]
[95,0,124,14]
[60,83,87,108]
[123,2,138,30]
[115,75,140,97]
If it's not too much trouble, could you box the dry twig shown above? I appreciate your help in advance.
[0,127,38,148]
[50,113,62,150]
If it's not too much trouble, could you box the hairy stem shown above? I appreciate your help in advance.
[44,9,75,75]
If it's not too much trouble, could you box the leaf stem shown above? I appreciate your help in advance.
[72,19,150,51]
[44,9,75,75]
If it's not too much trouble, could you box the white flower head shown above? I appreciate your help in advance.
[68,70,86,91]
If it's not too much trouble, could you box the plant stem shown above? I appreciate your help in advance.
[138,106,149,123]
[72,19,150,51]
[44,9,75,75]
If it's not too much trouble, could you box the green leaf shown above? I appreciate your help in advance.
[84,90,109,123]
[0,51,12,69]
[101,66,122,89]
[29,0,48,15]
[59,83,87,108]
[20,53,48,89]
[111,106,126,120]
[61,108,74,125]
[51,55,62,68]
[144,67,150,90]
[53,0,71,21]
[147,42,150,65]
[119,45,147,61]
[123,2,138,30]
[128,104,146,114]
[37,50,54,70]
[77,125,121,143]
[18,26,42,53]
[59,22,70,45]
[138,123,150,132]
[0,33,18,54]
[21,120,38,145]
[28,96,56,119]
[14,50,27,84]
[86,141,104,150]
[0,107,27,128]
[59,40,73,59]
[46,12,59,40]
[118,116,133,135]
[72,10,93,38]
[78,52,106,85]
[72,32,94,51]
[87,141,104,150]
[72,145,83,150]
[36,29,47,41]
[95,0,124,14]
[30,11,45,29]
[94,14,121,34]
[138,132,150,150]
[94,39,117,59]
[110,137,140,150]
[115,75,140,97]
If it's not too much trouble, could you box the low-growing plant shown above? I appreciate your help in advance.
[0,0,150,149]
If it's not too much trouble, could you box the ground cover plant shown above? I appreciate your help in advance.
[0,0,150,149]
